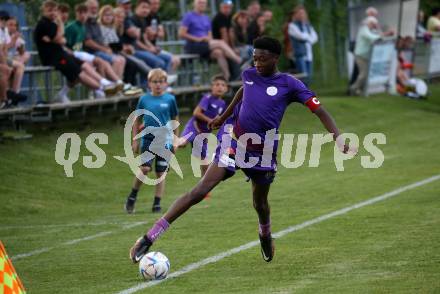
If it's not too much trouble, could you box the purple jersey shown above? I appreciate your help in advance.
[182,94,226,139]
[235,67,315,142]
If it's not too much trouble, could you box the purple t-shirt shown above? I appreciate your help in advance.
[181,11,211,38]
[188,94,226,133]
[235,67,315,140]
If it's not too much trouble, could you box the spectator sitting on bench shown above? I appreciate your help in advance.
[117,0,133,18]
[6,17,30,65]
[232,11,253,65]
[34,0,115,102]
[144,0,180,72]
[84,0,126,81]
[246,0,261,22]
[113,6,152,86]
[127,0,175,78]
[64,3,124,93]
[0,44,12,109]
[180,0,242,81]
[0,11,27,105]
[247,12,266,45]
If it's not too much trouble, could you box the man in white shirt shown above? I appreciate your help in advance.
[288,5,318,86]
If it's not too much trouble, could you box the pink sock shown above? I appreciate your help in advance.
[146,218,170,242]
[259,221,271,237]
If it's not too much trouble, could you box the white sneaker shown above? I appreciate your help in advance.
[94,89,106,99]
[55,92,71,103]
[167,74,178,85]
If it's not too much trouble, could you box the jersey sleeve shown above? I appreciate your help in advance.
[197,95,210,111]
[287,75,321,112]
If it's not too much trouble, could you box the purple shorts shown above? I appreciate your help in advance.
[181,120,210,160]
[213,128,277,185]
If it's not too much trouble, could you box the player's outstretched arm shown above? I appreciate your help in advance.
[209,86,243,130]
[313,106,357,154]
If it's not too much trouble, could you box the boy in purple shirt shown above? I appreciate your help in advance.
[180,75,227,179]
[130,37,355,263]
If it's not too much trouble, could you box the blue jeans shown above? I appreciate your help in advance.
[295,56,312,86]
[134,50,171,71]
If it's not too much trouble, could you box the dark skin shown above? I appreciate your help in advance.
[161,49,354,230]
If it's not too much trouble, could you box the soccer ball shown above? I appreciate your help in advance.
[139,251,170,280]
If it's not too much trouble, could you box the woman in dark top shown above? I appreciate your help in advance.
[247,12,266,45]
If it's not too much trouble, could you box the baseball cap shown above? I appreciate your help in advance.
[222,0,233,5]
[117,0,131,4]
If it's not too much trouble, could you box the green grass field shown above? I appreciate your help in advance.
[1,85,440,293]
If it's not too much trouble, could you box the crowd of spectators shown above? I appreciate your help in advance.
[0,0,277,108]
[2,0,437,108]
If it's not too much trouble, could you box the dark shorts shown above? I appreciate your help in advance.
[185,41,210,59]
[54,53,83,83]
[213,136,277,185]
[140,140,173,173]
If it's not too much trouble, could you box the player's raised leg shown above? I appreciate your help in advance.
[251,180,275,262]
[129,163,227,263]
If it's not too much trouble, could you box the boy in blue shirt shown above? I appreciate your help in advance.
[125,68,179,214]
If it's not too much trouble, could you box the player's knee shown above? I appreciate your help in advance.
[141,166,151,174]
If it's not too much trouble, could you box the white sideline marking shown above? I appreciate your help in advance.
[118,174,440,294]
[11,221,148,261]
[0,220,141,231]
[64,231,113,245]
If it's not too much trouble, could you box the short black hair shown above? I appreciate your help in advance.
[432,7,440,16]
[253,36,282,56]
[0,10,10,21]
[211,74,228,84]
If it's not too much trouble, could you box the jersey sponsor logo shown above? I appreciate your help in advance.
[160,103,168,108]
[245,80,254,85]
[266,86,278,96]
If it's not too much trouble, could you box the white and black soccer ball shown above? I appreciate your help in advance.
[139,251,170,280]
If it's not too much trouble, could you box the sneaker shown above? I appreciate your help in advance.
[152,204,162,213]
[0,99,12,109]
[7,90,27,105]
[55,92,71,104]
[123,83,133,92]
[115,81,125,93]
[125,196,136,214]
[103,84,118,96]
[94,89,106,99]
[129,236,152,263]
[259,234,275,262]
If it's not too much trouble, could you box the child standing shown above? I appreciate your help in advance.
[125,68,179,214]
[180,75,228,180]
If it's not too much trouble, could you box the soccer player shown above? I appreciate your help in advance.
[129,36,354,263]
[179,74,228,179]
[124,68,179,214]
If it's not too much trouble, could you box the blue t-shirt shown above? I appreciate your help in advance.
[136,92,179,145]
